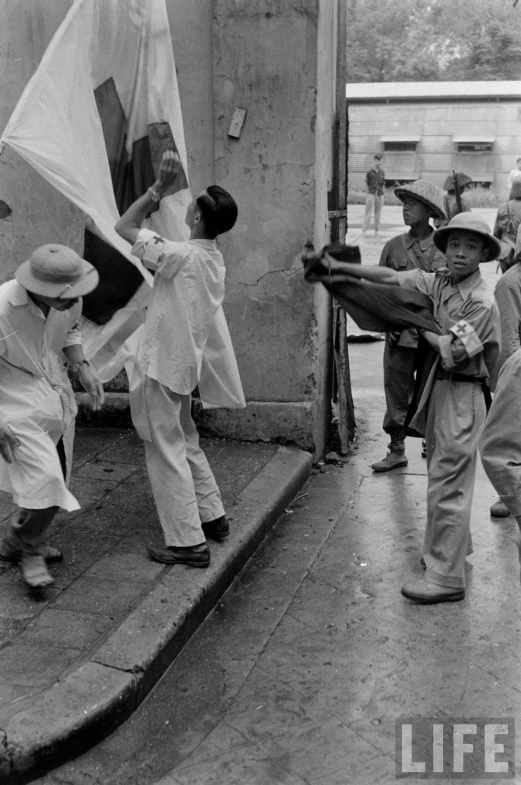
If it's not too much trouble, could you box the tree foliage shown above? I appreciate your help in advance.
[346,0,521,81]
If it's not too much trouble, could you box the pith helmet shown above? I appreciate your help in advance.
[16,244,99,299]
[394,179,446,221]
[433,212,502,262]
[443,172,472,191]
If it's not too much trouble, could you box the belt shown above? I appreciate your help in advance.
[436,368,484,383]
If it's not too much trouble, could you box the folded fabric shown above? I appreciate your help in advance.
[303,245,441,335]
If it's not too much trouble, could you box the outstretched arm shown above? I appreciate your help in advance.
[115,150,184,244]
[303,247,400,286]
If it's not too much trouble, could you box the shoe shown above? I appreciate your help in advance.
[421,440,427,459]
[490,499,510,518]
[147,544,210,568]
[0,532,63,563]
[371,452,408,472]
[20,555,54,588]
[401,578,465,604]
[201,515,230,542]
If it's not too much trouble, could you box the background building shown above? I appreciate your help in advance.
[346,81,521,195]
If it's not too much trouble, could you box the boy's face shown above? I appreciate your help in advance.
[402,196,430,228]
[445,230,488,283]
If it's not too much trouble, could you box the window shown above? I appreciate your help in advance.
[453,136,495,154]
[383,140,417,152]
[380,135,420,153]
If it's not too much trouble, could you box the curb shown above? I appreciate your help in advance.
[1,446,313,783]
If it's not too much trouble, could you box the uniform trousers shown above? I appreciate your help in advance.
[423,378,485,589]
[363,193,383,233]
[144,377,225,548]
[480,349,521,517]
[382,342,417,452]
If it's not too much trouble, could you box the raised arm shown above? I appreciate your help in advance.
[115,150,184,244]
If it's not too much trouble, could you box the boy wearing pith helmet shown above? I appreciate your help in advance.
[372,179,447,473]
[311,213,501,603]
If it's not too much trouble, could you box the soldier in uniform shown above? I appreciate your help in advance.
[372,179,447,472]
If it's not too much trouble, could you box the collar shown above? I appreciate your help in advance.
[191,238,217,249]
[455,268,482,299]
[405,228,434,252]
[8,281,32,307]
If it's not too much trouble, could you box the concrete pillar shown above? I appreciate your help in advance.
[196,0,338,455]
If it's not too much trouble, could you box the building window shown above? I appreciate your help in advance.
[453,137,495,154]
[382,140,418,152]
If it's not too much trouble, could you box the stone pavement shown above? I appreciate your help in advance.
[31,340,521,785]
[0,429,312,781]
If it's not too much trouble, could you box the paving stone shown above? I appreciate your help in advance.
[16,609,115,650]
[52,576,147,615]
[70,428,131,464]
[84,551,164,583]
[0,643,80,687]
[72,460,140,483]
[97,432,147,465]
[0,573,59,621]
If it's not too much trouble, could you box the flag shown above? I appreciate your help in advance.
[0,0,245,410]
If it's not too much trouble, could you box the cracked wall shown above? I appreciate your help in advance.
[211,0,336,452]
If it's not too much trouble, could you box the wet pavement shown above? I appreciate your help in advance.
[30,338,521,785]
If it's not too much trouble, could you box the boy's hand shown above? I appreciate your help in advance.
[450,336,467,364]
[155,150,183,194]
[77,365,105,411]
[0,420,20,463]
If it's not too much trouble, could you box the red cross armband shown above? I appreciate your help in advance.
[450,319,483,358]
[142,234,166,266]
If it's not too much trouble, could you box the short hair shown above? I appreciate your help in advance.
[196,186,238,238]
[374,153,383,160]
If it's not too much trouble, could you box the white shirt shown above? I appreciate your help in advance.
[131,228,225,395]
[0,280,82,510]
[507,168,521,195]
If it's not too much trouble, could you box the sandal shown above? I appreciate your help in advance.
[20,555,54,588]
[0,534,62,563]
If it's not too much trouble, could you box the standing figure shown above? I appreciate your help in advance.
[308,213,501,603]
[362,154,385,237]
[507,157,521,199]
[371,179,446,472]
[494,179,521,275]
[481,349,521,575]
[434,172,472,229]
[0,245,104,588]
[115,151,238,568]
[486,228,521,518]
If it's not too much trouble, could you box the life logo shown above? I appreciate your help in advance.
[395,718,515,779]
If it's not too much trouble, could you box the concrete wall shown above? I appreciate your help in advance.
[200,0,336,454]
[0,0,338,455]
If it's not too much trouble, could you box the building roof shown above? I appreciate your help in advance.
[345,81,521,102]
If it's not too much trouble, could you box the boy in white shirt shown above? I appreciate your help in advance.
[115,151,238,567]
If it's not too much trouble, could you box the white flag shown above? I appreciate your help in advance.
[1,0,245,410]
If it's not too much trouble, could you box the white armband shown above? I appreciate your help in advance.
[450,320,483,358]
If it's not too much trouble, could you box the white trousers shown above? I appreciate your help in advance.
[144,378,225,547]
